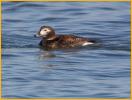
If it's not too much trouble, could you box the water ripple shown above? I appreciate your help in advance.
[2,2,130,98]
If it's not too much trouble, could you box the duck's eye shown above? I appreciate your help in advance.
[44,30,47,31]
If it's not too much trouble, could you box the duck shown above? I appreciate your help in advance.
[34,26,96,49]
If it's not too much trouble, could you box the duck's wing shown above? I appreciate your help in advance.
[58,35,93,47]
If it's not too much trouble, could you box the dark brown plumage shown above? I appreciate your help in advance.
[34,26,95,49]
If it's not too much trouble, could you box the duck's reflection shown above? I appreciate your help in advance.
[36,49,58,72]
[38,49,56,59]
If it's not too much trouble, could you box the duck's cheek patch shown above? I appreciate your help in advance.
[40,30,48,36]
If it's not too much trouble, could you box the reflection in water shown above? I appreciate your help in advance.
[39,50,56,59]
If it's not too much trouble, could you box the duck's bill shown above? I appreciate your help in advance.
[34,34,40,37]
[34,34,47,38]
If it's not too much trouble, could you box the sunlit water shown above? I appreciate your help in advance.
[2,2,130,98]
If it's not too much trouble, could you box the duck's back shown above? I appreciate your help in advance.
[59,35,89,47]
[40,34,95,49]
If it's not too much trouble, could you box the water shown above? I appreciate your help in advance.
[2,2,130,98]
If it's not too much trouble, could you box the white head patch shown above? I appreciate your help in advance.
[40,28,51,36]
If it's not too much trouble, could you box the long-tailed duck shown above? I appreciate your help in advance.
[34,26,95,49]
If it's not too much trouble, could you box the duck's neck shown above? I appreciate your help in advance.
[43,35,57,41]
[45,31,56,40]
[46,36,57,40]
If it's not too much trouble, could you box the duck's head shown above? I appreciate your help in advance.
[34,26,56,40]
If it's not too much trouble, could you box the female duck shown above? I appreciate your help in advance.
[34,26,95,49]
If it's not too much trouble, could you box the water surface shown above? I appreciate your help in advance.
[2,2,130,98]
